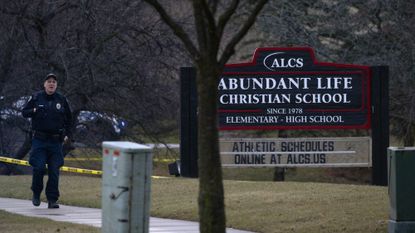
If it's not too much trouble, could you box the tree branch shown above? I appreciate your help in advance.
[43,3,78,24]
[207,0,219,15]
[143,0,199,59]
[217,0,240,41]
[219,0,268,66]
[198,0,220,54]
[192,0,208,54]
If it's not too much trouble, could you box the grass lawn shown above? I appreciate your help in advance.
[0,209,99,233]
[0,175,388,233]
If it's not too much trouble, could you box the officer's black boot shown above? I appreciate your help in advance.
[32,193,40,207]
[48,201,59,209]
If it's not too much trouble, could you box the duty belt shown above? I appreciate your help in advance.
[33,131,62,140]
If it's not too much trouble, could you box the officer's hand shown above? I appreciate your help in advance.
[64,136,69,143]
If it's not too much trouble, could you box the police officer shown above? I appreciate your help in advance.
[22,73,73,208]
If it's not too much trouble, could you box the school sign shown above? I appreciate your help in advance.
[180,47,389,185]
[218,47,371,130]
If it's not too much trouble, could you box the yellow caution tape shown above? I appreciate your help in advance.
[154,158,176,163]
[60,166,102,175]
[0,156,102,175]
[0,156,169,178]
[0,156,30,166]
[64,157,176,163]
[65,157,102,161]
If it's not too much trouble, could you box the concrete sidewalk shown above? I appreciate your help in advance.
[0,197,253,233]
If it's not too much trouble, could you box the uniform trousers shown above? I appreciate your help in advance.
[29,137,64,202]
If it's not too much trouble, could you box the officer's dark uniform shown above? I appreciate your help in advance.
[22,75,72,208]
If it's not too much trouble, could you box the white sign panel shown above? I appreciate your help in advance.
[220,137,371,167]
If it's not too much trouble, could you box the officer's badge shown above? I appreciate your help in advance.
[56,103,61,110]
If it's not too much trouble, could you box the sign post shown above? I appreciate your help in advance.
[180,67,198,178]
[371,66,389,186]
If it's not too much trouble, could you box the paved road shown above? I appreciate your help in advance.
[0,197,253,233]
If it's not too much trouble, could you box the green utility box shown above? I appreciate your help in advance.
[102,141,152,233]
[388,147,415,233]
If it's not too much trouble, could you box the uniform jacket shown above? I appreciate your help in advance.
[22,91,73,138]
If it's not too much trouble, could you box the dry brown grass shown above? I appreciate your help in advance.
[0,175,388,233]
[0,209,99,233]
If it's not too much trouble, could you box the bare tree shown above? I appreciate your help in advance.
[143,1,268,232]
[0,0,184,160]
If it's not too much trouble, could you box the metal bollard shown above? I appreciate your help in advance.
[102,141,152,233]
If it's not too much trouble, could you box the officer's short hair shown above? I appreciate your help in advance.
[45,73,57,81]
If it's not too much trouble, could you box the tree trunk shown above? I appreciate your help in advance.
[196,63,226,233]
